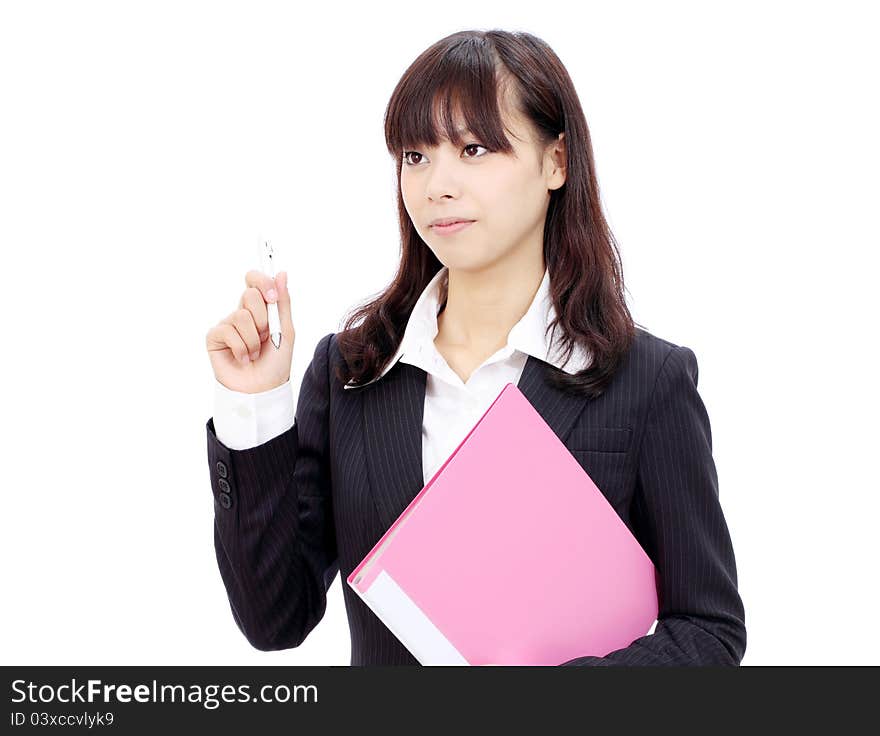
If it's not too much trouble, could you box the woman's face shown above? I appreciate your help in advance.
[400,101,566,273]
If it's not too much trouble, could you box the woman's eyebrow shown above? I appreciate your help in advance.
[405,127,476,150]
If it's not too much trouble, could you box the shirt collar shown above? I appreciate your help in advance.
[343,265,591,390]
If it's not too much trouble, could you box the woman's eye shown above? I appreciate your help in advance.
[462,143,488,158]
[402,144,488,166]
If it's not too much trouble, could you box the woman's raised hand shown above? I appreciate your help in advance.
[205,270,295,394]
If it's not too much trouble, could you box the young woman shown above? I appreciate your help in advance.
[204,29,746,666]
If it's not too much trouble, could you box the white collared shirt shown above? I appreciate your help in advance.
[213,266,591,484]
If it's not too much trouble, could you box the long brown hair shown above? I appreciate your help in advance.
[334,29,640,399]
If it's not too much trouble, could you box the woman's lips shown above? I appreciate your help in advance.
[431,220,475,235]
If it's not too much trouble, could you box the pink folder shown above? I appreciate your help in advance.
[346,382,659,665]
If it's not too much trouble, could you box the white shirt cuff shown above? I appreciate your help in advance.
[213,378,295,450]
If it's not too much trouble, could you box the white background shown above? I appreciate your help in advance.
[1,0,877,665]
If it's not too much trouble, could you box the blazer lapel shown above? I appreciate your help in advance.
[361,354,591,536]
[362,361,427,537]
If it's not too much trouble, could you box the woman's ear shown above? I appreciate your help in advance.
[545,132,567,191]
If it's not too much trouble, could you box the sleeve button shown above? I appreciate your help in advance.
[216,461,228,478]
[218,492,232,510]
[218,478,230,493]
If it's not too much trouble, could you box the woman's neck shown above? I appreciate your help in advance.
[434,254,545,353]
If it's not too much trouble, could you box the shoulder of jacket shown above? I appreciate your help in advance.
[631,326,700,383]
[633,325,683,361]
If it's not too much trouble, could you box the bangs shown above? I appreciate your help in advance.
[384,37,518,157]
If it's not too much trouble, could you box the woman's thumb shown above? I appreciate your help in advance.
[274,271,293,337]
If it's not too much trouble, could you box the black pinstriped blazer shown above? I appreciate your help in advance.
[205,326,746,665]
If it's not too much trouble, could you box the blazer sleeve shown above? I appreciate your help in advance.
[560,345,747,666]
[205,331,338,651]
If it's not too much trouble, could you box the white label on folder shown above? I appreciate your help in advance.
[362,570,469,666]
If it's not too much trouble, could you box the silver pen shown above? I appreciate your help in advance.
[261,239,282,349]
